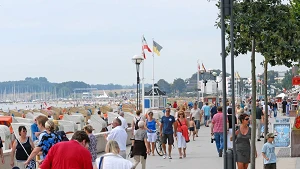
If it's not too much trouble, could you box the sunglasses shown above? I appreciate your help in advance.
[244,118,249,121]
[179,114,184,116]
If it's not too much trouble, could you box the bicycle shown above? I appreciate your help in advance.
[155,132,164,156]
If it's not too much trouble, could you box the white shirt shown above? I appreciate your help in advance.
[190,108,201,120]
[117,116,128,129]
[107,126,127,151]
[95,153,133,169]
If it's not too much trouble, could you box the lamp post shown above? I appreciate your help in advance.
[199,69,213,106]
[212,72,223,106]
[132,55,144,110]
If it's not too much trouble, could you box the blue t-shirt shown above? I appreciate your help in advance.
[262,142,276,164]
[202,105,211,116]
[160,115,175,134]
[146,119,156,133]
[31,123,40,141]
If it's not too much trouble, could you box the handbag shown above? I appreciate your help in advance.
[16,137,36,169]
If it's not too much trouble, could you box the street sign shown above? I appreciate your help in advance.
[292,76,300,86]
[273,123,291,147]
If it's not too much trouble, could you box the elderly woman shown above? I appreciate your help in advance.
[95,140,133,169]
[84,125,97,164]
[131,121,149,169]
[25,120,61,166]
[10,126,35,169]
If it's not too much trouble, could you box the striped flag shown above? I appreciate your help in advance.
[197,62,201,72]
[153,40,163,56]
[202,63,206,72]
[142,35,151,59]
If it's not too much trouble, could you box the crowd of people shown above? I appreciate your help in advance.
[1,98,286,169]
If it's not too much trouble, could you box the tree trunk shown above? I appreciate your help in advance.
[250,38,257,169]
[264,60,269,143]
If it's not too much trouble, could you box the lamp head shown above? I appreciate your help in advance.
[132,55,144,64]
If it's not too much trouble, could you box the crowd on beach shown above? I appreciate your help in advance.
[0,97,291,169]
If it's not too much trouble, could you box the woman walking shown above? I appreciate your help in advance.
[235,113,257,169]
[25,120,61,166]
[10,126,35,169]
[131,121,149,169]
[84,125,97,164]
[145,111,160,156]
[176,111,189,159]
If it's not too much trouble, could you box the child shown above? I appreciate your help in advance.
[189,117,196,141]
[261,133,276,169]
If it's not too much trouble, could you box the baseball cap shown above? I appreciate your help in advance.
[266,133,275,139]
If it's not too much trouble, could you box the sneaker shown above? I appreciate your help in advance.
[219,149,223,157]
[169,156,172,159]
[163,154,166,159]
[257,139,261,141]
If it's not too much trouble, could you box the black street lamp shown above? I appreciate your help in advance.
[132,55,144,110]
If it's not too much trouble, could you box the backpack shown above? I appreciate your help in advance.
[56,131,69,141]
[134,117,141,130]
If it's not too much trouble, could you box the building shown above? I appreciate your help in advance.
[144,84,167,109]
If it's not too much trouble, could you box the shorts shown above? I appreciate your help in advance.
[195,120,201,129]
[161,133,174,145]
[204,115,210,121]
[264,163,276,169]
[147,132,157,142]
[189,127,195,131]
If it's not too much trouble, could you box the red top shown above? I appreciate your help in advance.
[212,111,226,133]
[40,140,93,169]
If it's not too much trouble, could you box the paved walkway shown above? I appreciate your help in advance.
[98,114,300,169]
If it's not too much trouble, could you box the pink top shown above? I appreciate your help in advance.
[212,112,226,133]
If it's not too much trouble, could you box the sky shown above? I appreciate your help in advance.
[0,0,288,85]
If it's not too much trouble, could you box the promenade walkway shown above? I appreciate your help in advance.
[99,114,300,169]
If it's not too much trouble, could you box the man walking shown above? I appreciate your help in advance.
[256,102,264,141]
[211,106,227,157]
[40,131,93,169]
[117,111,128,130]
[160,108,176,159]
[105,118,128,158]
[190,103,202,137]
[202,102,211,127]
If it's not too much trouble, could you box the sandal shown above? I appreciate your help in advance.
[179,156,183,159]
[183,154,186,158]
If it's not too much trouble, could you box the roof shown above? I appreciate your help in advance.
[145,84,166,96]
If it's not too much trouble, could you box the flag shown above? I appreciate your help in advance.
[202,63,206,72]
[197,62,201,72]
[142,35,151,59]
[142,36,152,52]
[235,72,240,79]
[153,40,163,56]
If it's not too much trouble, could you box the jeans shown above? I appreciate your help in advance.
[204,115,210,125]
[256,119,262,138]
[273,108,277,117]
[214,132,224,153]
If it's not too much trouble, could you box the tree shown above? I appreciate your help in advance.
[156,79,171,93]
[172,78,186,93]
[216,0,300,166]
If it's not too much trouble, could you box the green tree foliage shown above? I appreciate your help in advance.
[216,0,300,67]
[157,79,172,93]
[172,78,186,93]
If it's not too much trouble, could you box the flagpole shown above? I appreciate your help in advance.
[142,60,145,114]
[152,38,155,108]
[197,60,200,103]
